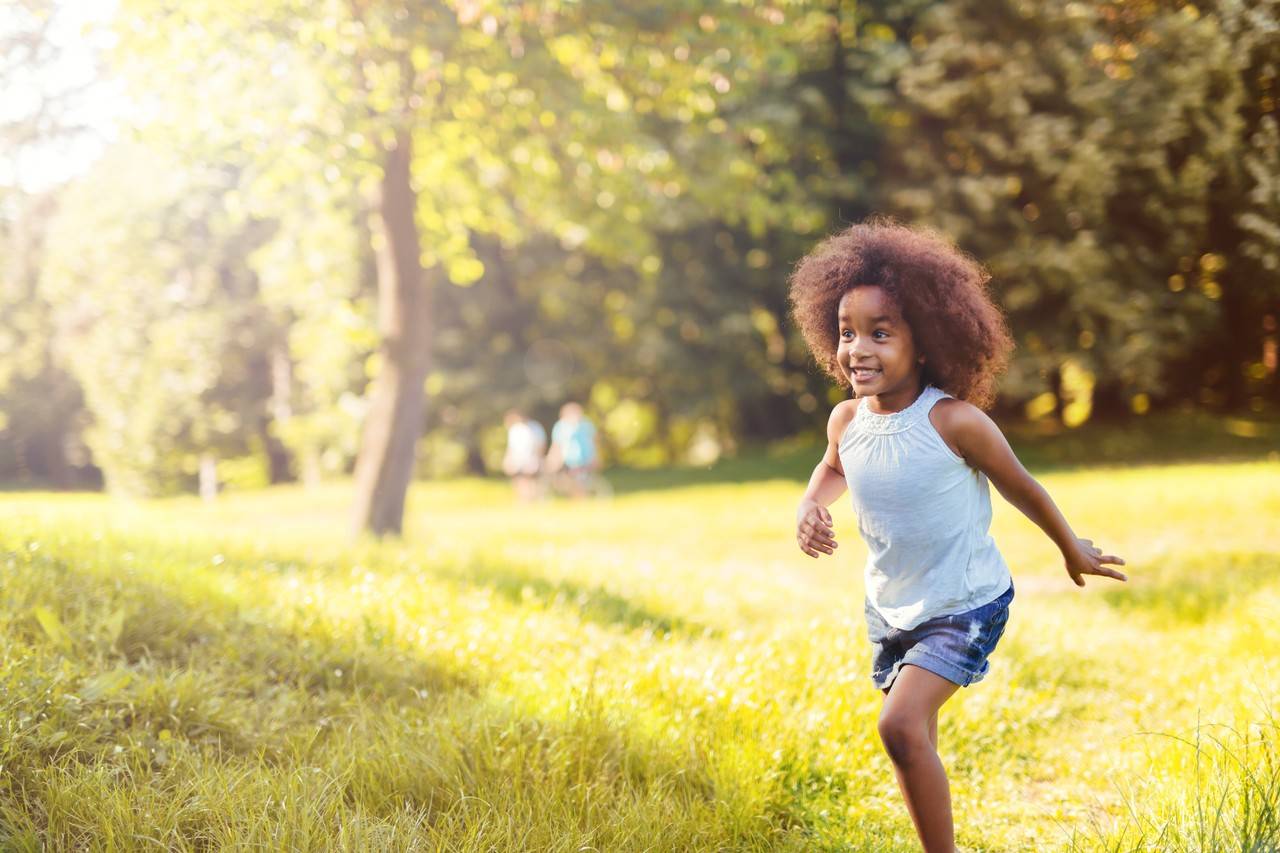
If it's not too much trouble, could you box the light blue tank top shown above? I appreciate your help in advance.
[838,385,1012,630]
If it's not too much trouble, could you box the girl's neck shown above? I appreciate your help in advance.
[863,378,927,415]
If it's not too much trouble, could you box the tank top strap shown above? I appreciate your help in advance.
[852,385,949,435]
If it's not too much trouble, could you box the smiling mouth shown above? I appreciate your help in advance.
[851,367,881,381]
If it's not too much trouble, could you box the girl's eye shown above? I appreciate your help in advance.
[840,330,853,340]
[873,330,888,340]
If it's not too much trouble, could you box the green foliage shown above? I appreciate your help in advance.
[38,145,283,495]
[5,0,1280,490]
[0,4,102,487]
[879,0,1246,405]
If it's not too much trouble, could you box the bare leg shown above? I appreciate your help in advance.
[881,691,938,750]
[878,664,960,853]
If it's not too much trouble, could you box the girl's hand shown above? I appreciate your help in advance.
[1064,537,1127,587]
[796,500,838,558]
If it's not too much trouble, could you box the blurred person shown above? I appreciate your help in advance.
[546,401,604,498]
[789,217,1128,853]
[502,409,545,502]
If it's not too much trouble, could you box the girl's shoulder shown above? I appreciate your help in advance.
[927,395,985,430]
[927,395,996,461]
[826,398,860,445]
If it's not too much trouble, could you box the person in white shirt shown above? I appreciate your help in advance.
[502,409,546,502]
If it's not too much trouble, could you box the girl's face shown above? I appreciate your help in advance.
[836,286,924,399]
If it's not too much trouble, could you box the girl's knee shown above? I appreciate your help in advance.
[877,712,931,764]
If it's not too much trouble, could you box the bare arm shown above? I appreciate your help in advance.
[933,400,1127,587]
[795,400,857,558]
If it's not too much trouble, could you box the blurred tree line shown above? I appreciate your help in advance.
[2,0,1277,531]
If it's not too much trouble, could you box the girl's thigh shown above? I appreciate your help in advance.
[880,663,961,725]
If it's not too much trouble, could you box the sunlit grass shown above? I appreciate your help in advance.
[0,456,1277,850]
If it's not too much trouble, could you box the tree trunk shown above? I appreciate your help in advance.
[1048,364,1066,426]
[1217,271,1257,410]
[199,454,218,502]
[464,443,486,476]
[351,129,431,537]
[263,343,294,483]
[300,449,323,490]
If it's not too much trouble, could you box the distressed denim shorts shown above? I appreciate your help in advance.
[865,582,1014,691]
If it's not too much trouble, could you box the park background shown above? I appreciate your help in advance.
[2,0,1279,850]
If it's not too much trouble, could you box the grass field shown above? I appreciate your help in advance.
[0,432,1277,850]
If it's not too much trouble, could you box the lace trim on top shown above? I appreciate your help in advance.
[852,385,946,435]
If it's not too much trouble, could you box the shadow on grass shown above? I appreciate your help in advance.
[1099,551,1280,626]
[11,547,476,713]
[169,539,711,641]
[443,556,710,638]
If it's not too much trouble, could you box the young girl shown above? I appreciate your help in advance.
[789,218,1128,852]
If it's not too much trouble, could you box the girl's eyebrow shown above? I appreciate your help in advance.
[838,313,896,325]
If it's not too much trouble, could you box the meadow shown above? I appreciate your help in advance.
[0,421,1277,851]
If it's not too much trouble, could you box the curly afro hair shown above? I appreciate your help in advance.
[788,216,1014,409]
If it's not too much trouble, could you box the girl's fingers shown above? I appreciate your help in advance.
[1083,562,1127,581]
[801,525,835,546]
[798,533,836,556]
[798,535,830,556]
[798,510,840,556]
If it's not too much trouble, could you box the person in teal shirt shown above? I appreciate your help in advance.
[549,402,599,497]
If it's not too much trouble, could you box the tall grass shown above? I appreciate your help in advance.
[1066,702,1280,852]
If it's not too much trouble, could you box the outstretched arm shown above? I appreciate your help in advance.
[934,401,1127,587]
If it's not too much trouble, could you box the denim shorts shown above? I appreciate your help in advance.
[865,582,1014,691]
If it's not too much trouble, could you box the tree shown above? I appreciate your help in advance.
[0,0,108,486]
[40,145,284,495]
[877,0,1245,419]
[114,0,806,530]
[1183,0,1280,408]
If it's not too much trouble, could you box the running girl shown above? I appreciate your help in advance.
[788,217,1128,852]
